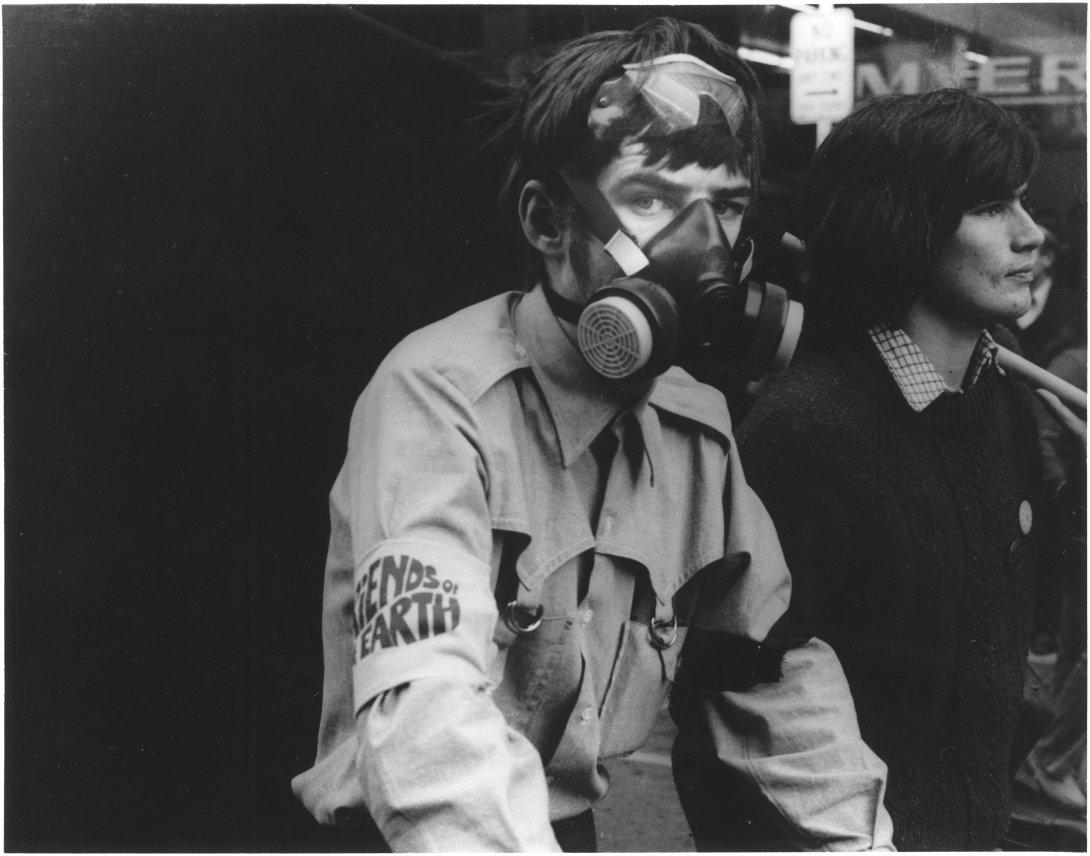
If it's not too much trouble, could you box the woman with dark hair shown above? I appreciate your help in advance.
[799,88,1040,343]
[735,88,1079,850]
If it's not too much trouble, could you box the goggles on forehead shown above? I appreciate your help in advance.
[588,53,747,143]
[542,53,802,384]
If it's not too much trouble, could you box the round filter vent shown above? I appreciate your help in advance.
[577,295,653,379]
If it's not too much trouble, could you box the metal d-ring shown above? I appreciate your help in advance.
[504,601,544,634]
[648,614,678,650]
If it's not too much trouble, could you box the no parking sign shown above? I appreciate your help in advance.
[790,8,855,125]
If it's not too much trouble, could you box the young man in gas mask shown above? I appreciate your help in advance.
[292,18,893,851]
[736,89,1085,850]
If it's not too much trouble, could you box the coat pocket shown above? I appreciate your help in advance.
[598,620,689,758]
[492,614,580,761]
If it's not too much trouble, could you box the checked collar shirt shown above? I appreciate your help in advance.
[869,322,999,412]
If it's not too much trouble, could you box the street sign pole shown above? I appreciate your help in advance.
[815,0,834,147]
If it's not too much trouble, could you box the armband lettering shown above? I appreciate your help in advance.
[353,554,462,658]
[351,540,497,712]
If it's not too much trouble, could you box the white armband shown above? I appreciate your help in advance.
[351,538,498,713]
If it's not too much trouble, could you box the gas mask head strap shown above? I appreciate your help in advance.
[556,167,650,277]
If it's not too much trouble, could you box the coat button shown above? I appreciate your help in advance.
[580,706,593,723]
[1019,500,1033,535]
[582,608,593,624]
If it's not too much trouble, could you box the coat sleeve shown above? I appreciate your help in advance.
[336,350,559,852]
[671,430,895,851]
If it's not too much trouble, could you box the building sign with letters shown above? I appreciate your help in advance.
[856,53,1086,104]
[854,47,1086,144]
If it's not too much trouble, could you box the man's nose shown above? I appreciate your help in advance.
[692,199,733,271]
[693,198,734,248]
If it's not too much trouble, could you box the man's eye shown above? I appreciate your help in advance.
[631,194,670,214]
[713,200,745,219]
[975,201,1006,217]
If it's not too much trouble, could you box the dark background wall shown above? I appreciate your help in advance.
[5,5,520,849]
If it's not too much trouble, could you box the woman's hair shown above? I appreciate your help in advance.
[799,88,1039,342]
[489,17,762,225]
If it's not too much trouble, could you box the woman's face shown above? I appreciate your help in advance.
[928,185,1045,326]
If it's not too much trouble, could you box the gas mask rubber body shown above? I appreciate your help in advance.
[543,54,803,383]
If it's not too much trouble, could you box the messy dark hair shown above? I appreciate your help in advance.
[490,17,762,233]
[800,88,1040,342]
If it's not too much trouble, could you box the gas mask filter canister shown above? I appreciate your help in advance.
[547,54,804,382]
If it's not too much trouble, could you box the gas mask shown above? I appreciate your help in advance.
[543,54,803,382]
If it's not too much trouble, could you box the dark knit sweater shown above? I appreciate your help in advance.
[737,330,1042,851]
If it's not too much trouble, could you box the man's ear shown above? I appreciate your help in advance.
[518,180,566,257]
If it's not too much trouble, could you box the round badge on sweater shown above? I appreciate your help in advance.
[1019,500,1033,535]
